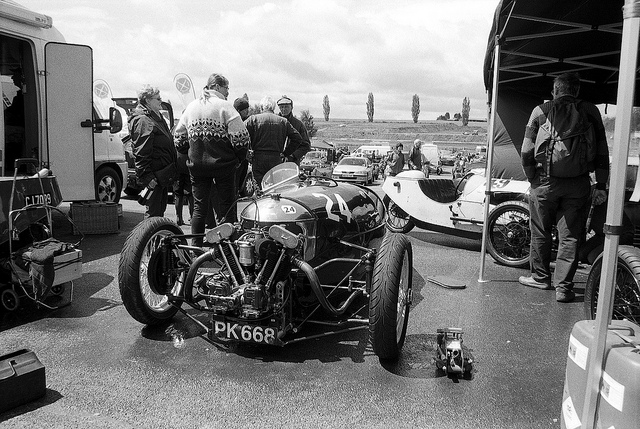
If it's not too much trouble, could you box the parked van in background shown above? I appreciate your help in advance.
[0,0,125,202]
[352,144,392,160]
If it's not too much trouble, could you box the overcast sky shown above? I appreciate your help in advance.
[19,0,499,121]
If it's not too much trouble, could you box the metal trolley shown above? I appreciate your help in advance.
[0,158,83,312]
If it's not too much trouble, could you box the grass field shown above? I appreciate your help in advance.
[312,118,488,152]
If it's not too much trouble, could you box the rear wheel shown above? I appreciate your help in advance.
[584,245,640,325]
[486,201,530,268]
[383,195,414,234]
[370,233,413,360]
[118,217,185,325]
[96,166,122,203]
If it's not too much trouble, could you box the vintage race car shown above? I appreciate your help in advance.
[119,162,413,361]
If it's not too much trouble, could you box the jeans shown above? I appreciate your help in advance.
[528,174,590,292]
[191,174,237,246]
[144,185,169,218]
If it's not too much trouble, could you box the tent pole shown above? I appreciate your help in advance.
[478,37,501,282]
[580,1,640,428]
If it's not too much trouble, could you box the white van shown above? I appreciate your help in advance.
[0,0,126,202]
[421,143,440,166]
[352,145,392,160]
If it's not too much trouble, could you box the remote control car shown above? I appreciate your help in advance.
[435,327,472,378]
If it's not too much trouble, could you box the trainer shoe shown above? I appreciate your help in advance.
[518,276,553,290]
[556,290,576,303]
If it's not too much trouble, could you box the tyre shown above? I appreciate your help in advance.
[118,217,185,325]
[50,281,69,296]
[584,245,640,325]
[96,166,122,203]
[486,201,530,268]
[369,233,413,360]
[1,288,20,312]
[383,195,415,234]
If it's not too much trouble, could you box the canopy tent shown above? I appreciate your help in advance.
[483,0,631,180]
[482,1,640,427]
[310,139,334,150]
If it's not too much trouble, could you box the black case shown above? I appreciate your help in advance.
[0,349,46,413]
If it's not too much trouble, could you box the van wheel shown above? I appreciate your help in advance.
[96,166,122,203]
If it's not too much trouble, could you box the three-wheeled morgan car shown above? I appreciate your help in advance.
[119,163,413,360]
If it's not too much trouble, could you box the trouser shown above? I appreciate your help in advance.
[190,174,237,246]
[252,152,282,188]
[145,185,169,218]
[528,174,590,292]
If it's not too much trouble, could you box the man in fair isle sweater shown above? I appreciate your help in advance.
[174,73,250,246]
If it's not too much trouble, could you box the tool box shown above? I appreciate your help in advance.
[0,349,46,413]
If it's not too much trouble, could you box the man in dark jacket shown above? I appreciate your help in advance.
[277,95,311,164]
[388,143,405,176]
[518,72,609,303]
[128,85,177,218]
[244,96,304,186]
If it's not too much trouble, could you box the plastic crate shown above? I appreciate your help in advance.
[70,202,120,235]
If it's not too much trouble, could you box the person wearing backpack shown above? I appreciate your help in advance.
[519,72,609,303]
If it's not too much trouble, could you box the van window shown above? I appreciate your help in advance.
[1,35,38,175]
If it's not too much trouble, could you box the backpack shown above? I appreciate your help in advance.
[534,99,596,178]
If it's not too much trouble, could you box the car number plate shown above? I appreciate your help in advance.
[213,321,278,344]
[342,173,354,177]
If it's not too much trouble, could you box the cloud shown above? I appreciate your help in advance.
[19,0,497,120]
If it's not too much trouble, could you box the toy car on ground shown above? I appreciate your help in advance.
[119,162,413,361]
[435,327,472,378]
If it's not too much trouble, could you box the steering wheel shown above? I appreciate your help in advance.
[454,171,475,195]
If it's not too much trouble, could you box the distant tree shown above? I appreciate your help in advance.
[462,97,470,126]
[323,95,330,121]
[445,112,450,120]
[453,113,462,121]
[249,102,261,116]
[300,110,318,137]
[366,92,374,122]
[411,94,420,123]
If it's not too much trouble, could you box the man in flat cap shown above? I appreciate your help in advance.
[234,97,251,121]
[245,96,304,186]
[277,95,311,164]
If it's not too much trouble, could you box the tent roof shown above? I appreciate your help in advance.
[484,0,631,105]
[311,139,334,150]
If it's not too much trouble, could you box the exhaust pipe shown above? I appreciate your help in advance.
[292,257,362,316]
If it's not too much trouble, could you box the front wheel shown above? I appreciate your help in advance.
[96,166,122,203]
[383,195,415,234]
[370,233,413,360]
[118,217,186,325]
[486,201,530,268]
[584,245,640,325]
